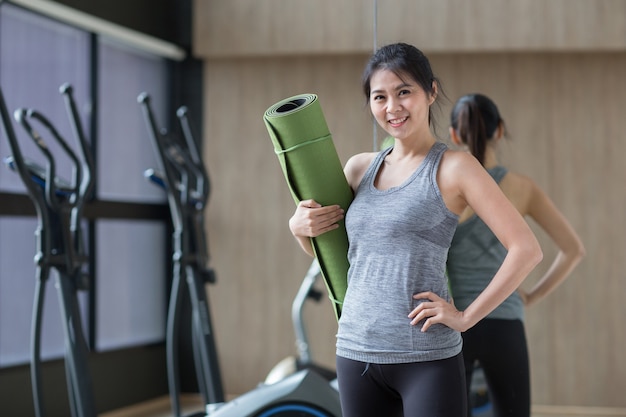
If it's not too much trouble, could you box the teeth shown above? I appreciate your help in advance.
[389,117,407,124]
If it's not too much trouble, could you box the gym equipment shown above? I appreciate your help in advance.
[139,93,223,417]
[470,364,493,417]
[0,84,96,417]
[265,260,336,385]
[138,93,343,417]
[263,94,352,320]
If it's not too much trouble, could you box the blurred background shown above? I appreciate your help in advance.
[0,1,624,416]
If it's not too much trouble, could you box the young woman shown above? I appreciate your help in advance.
[447,93,586,417]
[288,43,543,417]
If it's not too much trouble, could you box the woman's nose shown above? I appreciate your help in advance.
[387,97,402,113]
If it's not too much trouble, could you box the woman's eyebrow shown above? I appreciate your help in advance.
[371,83,412,95]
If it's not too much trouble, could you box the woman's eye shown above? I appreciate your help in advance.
[399,89,410,96]
[373,95,385,101]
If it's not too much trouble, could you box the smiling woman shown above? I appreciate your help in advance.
[287,42,543,417]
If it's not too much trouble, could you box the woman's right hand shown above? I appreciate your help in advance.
[289,199,345,238]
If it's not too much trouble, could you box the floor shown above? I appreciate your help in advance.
[100,394,205,417]
[531,405,626,417]
[100,396,626,417]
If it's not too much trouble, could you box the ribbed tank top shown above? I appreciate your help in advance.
[336,142,462,363]
[446,165,525,321]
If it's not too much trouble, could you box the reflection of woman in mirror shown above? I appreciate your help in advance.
[447,93,586,417]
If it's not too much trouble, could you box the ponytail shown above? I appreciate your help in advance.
[450,94,504,167]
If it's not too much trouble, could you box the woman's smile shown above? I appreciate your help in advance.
[388,116,408,128]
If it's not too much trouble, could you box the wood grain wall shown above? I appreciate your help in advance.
[192,0,626,410]
[193,0,626,57]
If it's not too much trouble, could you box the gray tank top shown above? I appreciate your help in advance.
[336,142,462,364]
[446,165,525,321]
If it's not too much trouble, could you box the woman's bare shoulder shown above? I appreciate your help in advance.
[501,170,537,192]
[439,148,485,182]
[344,152,377,189]
[500,170,540,214]
[346,151,377,165]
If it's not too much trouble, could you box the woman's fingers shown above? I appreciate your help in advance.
[298,199,321,209]
[291,201,344,237]
[408,291,461,332]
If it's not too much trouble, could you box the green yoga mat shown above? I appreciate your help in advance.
[263,93,352,320]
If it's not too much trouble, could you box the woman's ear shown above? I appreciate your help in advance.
[449,126,462,146]
[429,81,438,105]
[495,122,505,140]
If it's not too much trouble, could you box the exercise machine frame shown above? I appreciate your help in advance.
[0,84,96,417]
[265,260,337,385]
[139,92,224,417]
[138,93,342,417]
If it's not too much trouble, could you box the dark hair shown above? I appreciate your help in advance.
[362,42,444,131]
[450,93,506,166]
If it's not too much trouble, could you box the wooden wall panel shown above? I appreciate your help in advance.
[377,0,626,53]
[200,52,626,409]
[193,0,626,57]
[201,56,369,395]
[193,0,373,57]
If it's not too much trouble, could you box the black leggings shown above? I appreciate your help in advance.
[462,319,530,417]
[336,353,467,417]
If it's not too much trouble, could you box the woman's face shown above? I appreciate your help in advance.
[368,69,435,141]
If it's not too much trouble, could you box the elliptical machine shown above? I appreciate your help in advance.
[0,84,96,417]
[265,260,337,386]
[138,92,224,417]
[138,93,342,417]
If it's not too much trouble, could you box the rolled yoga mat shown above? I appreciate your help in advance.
[263,93,352,320]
